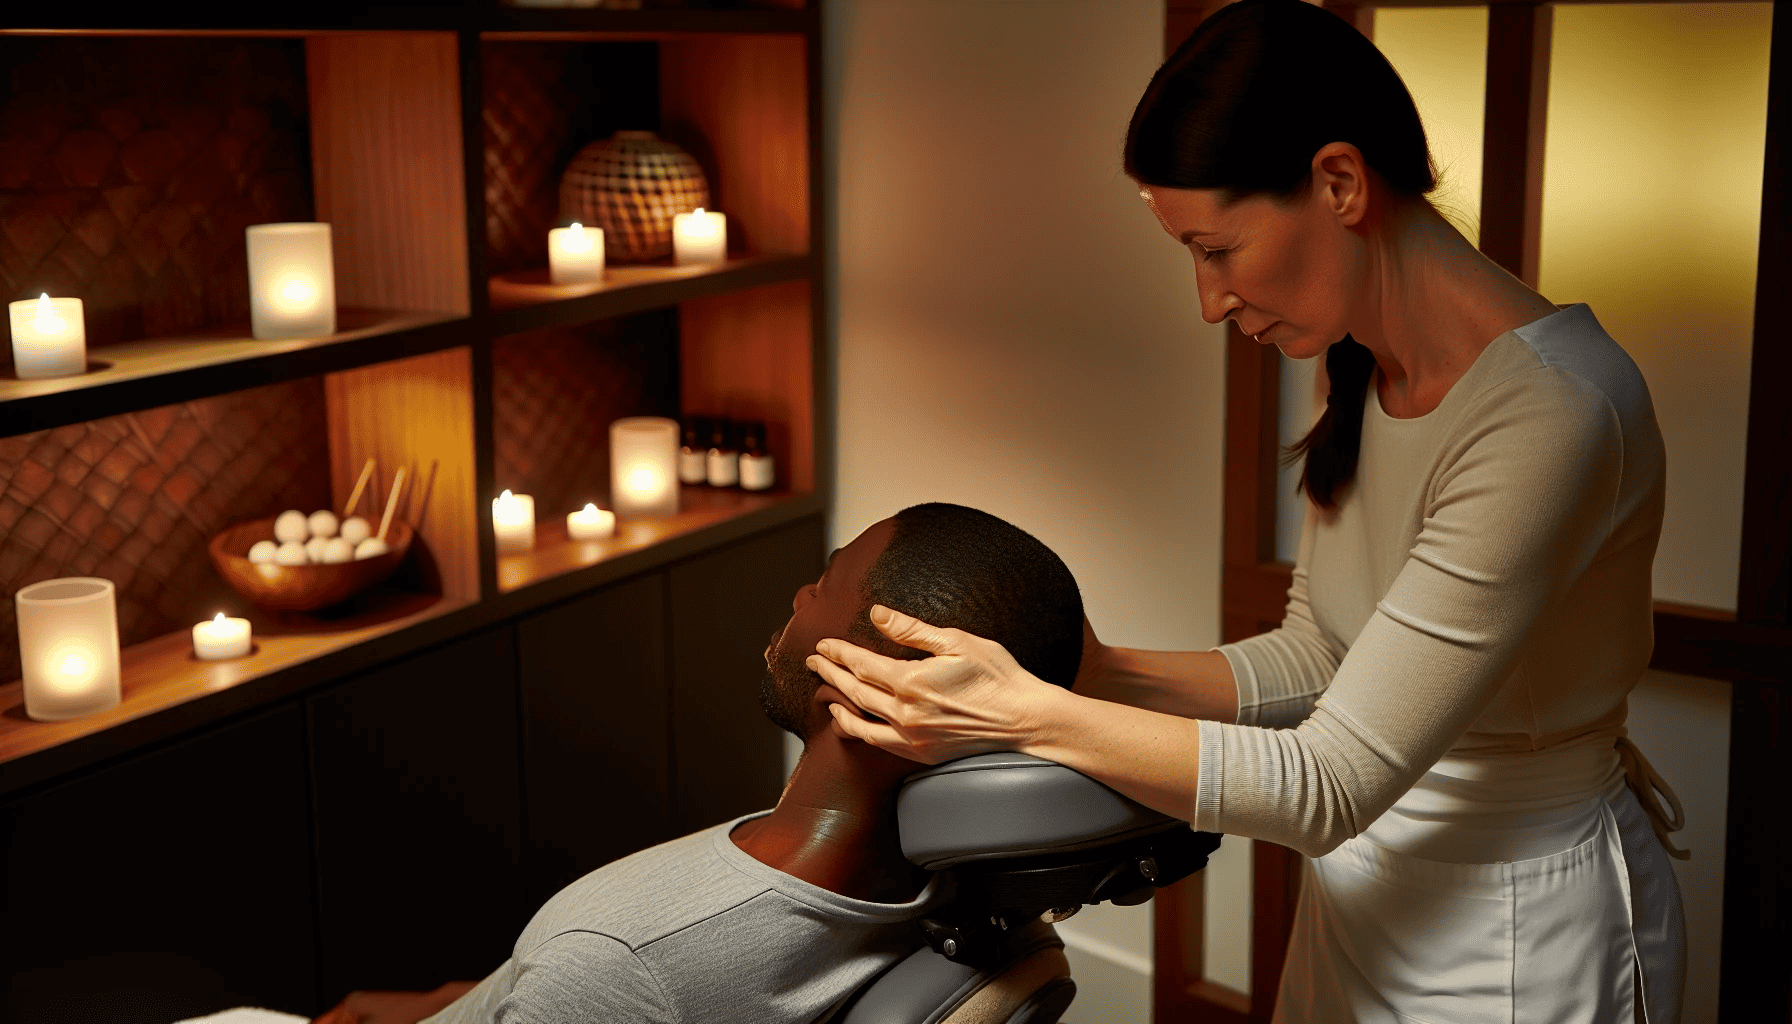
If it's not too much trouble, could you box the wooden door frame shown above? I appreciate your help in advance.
[1154,1,1791,1020]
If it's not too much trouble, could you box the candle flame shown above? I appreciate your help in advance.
[59,652,88,677]
[583,502,598,514]
[499,489,513,501]
[32,293,64,334]
[626,465,663,496]
[276,274,316,309]
[560,222,594,254]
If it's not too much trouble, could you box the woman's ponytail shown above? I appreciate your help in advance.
[1284,336,1377,510]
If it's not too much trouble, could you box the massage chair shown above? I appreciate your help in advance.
[831,753,1224,1024]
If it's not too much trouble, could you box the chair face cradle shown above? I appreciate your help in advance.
[836,753,1225,1024]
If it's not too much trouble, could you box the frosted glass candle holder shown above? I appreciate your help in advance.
[493,490,536,555]
[247,222,336,340]
[548,223,605,284]
[7,294,86,379]
[611,417,680,517]
[672,209,726,266]
[16,577,121,722]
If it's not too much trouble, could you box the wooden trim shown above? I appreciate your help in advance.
[1478,2,1551,287]
[1223,324,1281,571]
[1249,842,1305,1018]
[1739,0,1792,630]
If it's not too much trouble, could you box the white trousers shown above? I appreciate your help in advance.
[1272,776,1687,1024]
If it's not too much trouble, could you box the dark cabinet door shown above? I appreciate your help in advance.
[517,572,672,912]
[305,627,525,1001]
[0,704,317,1024]
[667,513,824,834]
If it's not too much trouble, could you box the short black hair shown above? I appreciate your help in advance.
[851,503,1083,689]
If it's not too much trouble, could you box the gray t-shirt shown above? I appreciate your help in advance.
[421,811,942,1024]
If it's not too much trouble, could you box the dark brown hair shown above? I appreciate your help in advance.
[1122,0,1439,509]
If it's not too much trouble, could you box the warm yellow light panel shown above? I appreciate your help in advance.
[1372,6,1489,247]
[1537,3,1771,612]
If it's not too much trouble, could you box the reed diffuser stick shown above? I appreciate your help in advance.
[376,466,406,543]
[342,458,376,519]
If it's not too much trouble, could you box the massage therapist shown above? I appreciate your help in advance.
[806,2,1689,1021]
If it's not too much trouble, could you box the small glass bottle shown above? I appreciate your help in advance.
[739,421,775,492]
[706,418,740,487]
[679,416,710,486]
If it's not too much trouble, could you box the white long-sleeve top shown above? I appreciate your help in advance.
[1196,304,1679,863]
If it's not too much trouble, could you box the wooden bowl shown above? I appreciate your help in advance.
[208,516,414,612]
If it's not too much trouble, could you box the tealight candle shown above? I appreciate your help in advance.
[493,489,536,554]
[192,612,251,661]
[16,577,120,722]
[247,222,335,340]
[610,417,680,516]
[672,208,727,266]
[568,503,615,541]
[8,293,86,379]
[548,222,605,284]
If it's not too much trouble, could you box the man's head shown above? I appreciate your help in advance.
[761,503,1084,740]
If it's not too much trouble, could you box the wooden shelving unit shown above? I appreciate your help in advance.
[0,3,826,796]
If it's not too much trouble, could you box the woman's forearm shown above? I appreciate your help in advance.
[1024,684,1206,822]
[1076,646,1239,723]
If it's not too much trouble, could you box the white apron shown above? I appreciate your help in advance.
[1272,736,1689,1024]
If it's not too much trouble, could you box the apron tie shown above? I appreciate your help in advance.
[1614,734,1691,861]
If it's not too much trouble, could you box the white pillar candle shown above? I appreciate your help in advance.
[8,294,86,379]
[247,222,335,340]
[493,489,536,554]
[192,612,252,661]
[610,417,680,516]
[567,502,616,541]
[672,208,727,266]
[548,222,605,284]
[16,577,121,722]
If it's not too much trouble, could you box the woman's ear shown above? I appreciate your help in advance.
[1311,141,1371,227]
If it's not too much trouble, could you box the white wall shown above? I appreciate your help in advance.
[824,0,1227,1017]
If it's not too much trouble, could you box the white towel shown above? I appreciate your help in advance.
[171,1009,309,1024]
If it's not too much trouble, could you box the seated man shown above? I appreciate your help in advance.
[317,502,1085,1024]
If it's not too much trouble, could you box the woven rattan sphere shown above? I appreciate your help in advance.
[559,131,710,263]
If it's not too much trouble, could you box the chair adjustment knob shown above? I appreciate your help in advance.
[1138,856,1159,882]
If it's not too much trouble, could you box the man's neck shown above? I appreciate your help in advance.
[729,729,929,904]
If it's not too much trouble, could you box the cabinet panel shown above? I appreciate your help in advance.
[517,572,671,911]
[0,705,316,1024]
[667,513,823,834]
[305,628,524,999]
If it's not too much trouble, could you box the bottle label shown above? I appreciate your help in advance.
[679,450,707,484]
[740,454,775,491]
[707,450,739,487]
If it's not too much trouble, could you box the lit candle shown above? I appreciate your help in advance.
[672,208,727,266]
[567,502,616,541]
[493,489,536,555]
[192,612,252,661]
[610,417,680,516]
[548,222,605,284]
[15,577,121,721]
[7,293,86,379]
[247,222,336,340]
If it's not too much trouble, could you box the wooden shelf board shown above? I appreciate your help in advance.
[481,7,811,39]
[498,485,809,595]
[488,253,813,333]
[0,308,468,439]
[2,7,812,36]
[0,587,473,772]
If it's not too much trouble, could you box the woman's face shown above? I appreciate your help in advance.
[1138,153,1367,360]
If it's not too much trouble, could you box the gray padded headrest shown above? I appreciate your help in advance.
[896,753,1180,870]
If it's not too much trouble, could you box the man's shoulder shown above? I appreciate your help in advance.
[518,818,775,954]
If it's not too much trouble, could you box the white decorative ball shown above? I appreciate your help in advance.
[340,516,371,546]
[308,510,340,539]
[354,537,390,560]
[322,538,355,564]
[275,509,310,544]
[248,540,279,563]
[305,536,331,563]
[274,540,309,566]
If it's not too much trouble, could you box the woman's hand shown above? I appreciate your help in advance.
[805,604,1070,764]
